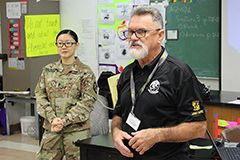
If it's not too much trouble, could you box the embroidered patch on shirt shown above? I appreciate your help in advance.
[148,80,160,94]
[191,100,204,115]
[192,100,200,111]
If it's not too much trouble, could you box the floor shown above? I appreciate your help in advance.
[0,132,39,160]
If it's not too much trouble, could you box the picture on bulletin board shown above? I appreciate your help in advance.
[24,14,60,57]
[8,19,21,58]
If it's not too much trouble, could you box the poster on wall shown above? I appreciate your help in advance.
[6,2,21,19]
[99,45,116,63]
[24,14,60,57]
[8,19,21,58]
[8,57,25,70]
[99,8,115,24]
[99,28,115,45]
[116,3,131,20]
[130,0,149,5]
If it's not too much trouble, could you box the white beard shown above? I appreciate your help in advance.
[128,41,149,60]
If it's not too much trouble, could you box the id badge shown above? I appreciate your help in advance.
[126,112,141,131]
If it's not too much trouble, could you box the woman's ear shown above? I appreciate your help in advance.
[75,42,80,49]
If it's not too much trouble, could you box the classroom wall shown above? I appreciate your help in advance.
[60,0,98,76]
[221,0,240,92]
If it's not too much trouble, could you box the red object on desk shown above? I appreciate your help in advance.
[214,113,218,138]
[237,118,240,125]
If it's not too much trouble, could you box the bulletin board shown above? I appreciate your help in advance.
[97,0,166,74]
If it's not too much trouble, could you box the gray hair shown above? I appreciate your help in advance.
[130,6,163,29]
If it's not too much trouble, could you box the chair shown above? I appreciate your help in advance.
[221,126,240,142]
[90,95,109,136]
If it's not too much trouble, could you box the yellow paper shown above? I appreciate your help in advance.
[107,74,120,108]
[218,119,229,127]
[25,14,60,57]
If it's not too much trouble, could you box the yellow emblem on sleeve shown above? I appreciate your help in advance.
[191,100,204,115]
[192,100,200,111]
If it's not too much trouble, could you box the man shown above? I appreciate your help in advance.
[111,6,207,160]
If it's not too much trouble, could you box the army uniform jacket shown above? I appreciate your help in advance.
[35,57,97,132]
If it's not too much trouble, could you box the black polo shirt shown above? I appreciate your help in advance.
[113,47,206,160]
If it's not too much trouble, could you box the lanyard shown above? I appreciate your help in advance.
[130,50,168,114]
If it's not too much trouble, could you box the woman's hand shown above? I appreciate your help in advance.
[51,117,64,132]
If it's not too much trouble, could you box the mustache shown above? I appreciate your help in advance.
[129,41,143,47]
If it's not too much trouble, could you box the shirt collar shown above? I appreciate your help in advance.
[56,56,81,73]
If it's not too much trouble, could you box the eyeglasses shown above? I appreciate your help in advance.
[122,28,162,40]
[55,41,77,48]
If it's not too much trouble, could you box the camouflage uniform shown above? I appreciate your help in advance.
[35,57,97,160]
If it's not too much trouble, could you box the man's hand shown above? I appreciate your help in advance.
[129,128,159,155]
[112,127,134,158]
[51,117,64,133]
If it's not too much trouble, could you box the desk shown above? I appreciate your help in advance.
[5,96,39,139]
[204,91,240,137]
[75,91,240,160]
[75,133,126,160]
[75,134,214,160]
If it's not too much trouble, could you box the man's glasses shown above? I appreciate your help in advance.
[121,28,162,40]
[55,41,77,48]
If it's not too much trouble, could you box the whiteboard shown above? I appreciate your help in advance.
[221,0,240,92]
[60,0,98,76]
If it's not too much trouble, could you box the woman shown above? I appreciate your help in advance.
[35,29,97,160]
